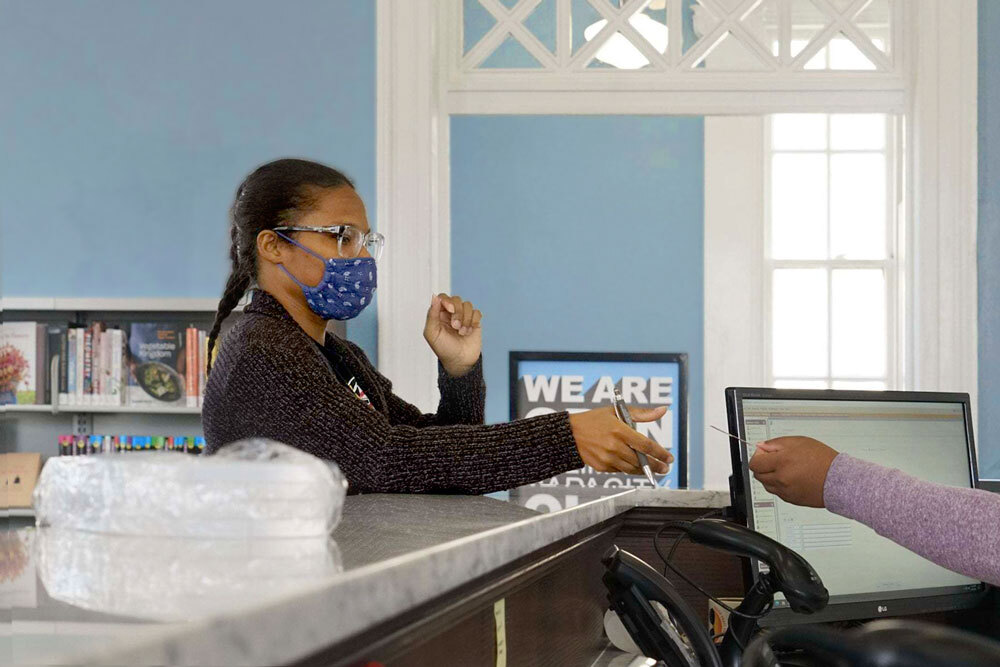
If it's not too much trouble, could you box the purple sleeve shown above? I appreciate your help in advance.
[823,453,1000,586]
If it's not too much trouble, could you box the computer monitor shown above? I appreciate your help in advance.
[726,388,987,625]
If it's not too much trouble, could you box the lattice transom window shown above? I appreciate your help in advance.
[460,0,895,72]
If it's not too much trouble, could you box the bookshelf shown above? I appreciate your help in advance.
[4,404,202,415]
[2,299,225,457]
[1,297,237,312]
[2,296,345,457]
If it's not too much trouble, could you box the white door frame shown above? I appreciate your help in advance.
[376,0,451,411]
[376,1,979,480]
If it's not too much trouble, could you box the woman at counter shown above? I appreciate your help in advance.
[202,158,672,494]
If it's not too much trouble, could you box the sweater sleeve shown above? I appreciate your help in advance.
[229,341,581,495]
[342,339,486,427]
[823,453,1000,586]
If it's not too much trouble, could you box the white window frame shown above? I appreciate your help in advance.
[377,1,978,489]
[763,113,903,391]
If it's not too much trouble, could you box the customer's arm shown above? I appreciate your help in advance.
[750,437,1000,586]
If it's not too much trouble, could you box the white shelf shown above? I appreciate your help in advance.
[1,297,247,312]
[3,404,201,415]
[0,508,35,519]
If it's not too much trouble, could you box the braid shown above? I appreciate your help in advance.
[206,207,250,376]
[206,269,249,375]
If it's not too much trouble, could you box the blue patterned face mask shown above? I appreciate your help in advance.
[276,232,377,321]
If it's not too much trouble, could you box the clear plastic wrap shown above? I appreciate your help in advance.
[35,528,342,621]
[33,439,348,537]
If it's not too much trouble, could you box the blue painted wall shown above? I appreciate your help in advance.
[451,115,706,487]
[979,0,1000,478]
[0,0,378,359]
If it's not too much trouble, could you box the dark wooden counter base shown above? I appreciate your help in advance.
[298,505,998,667]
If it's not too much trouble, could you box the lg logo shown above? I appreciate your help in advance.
[877,605,888,613]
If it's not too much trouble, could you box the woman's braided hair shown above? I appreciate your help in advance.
[206,158,354,374]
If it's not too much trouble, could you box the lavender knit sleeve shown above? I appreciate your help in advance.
[823,453,1000,586]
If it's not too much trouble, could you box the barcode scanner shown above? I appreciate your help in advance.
[602,518,829,667]
[683,519,829,615]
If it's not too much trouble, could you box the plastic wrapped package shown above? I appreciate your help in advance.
[35,528,343,621]
[33,439,348,537]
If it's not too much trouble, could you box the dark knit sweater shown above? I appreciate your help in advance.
[202,290,584,494]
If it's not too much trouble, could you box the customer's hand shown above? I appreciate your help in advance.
[424,293,483,377]
[568,406,673,475]
[748,436,840,507]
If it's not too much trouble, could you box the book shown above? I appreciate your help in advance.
[74,325,84,406]
[198,330,207,409]
[35,324,47,405]
[83,322,102,406]
[45,324,64,405]
[0,322,38,405]
[185,327,197,408]
[96,327,108,405]
[66,328,77,405]
[92,322,104,403]
[108,328,125,406]
[57,327,69,406]
[128,323,186,406]
[83,326,92,405]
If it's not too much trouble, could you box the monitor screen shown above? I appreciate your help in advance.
[727,389,984,622]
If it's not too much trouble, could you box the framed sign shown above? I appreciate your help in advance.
[509,351,688,512]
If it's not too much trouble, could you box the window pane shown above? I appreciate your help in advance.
[828,36,877,70]
[831,269,886,377]
[830,153,886,259]
[803,45,828,70]
[772,114,826,150]
[773,269,828,377]
[831,380,887,390]
[830,114,885,150]
[772,154,828,259]
[774,379,829,389]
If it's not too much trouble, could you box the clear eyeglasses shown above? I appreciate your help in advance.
[274,225,385,262]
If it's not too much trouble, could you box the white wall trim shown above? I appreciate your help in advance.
[376,0,449,411]
[909,0,979,426]
[703,116,767,490]
[448,89,907,116]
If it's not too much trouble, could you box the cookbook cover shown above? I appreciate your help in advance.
[127,323,186,406]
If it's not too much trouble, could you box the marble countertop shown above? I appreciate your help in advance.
[5,488,727,666]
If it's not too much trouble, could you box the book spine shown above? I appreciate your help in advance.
[96,327,105,405]
[198,329,207,409]
[47,326,63,406]
[92,327,101,405]
[110,329,123,406]
[75,326,84,405]
[36,324,47,405]
[121,328,129,406]
[185,327,196,408]
[60,329,69,405]
[100,329,111,406]
[82,327,93,405]
[93,322,103,404]
[66,328,77,405]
